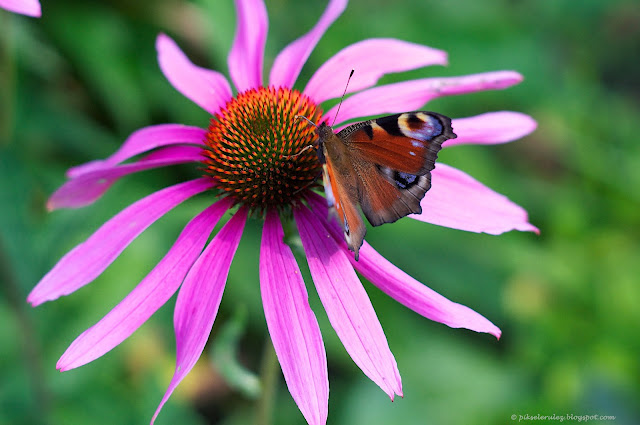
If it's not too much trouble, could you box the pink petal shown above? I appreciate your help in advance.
[50,146,203,210]
[294,207,402,399]
[67,124,206,178]
[304,39,447,105]
[57,198,233,371]
[411,163,539,234]
[0,0,40,17]
[357,243,501,337]
[260,210,328,425]
[157,34,233,115]
[152,208,247,424]
[27,178,214,306]
[227,0,268,92]
[305,192,501,337]
[328,71,524,127]
[445,112,538,147]
[269,0,347,89]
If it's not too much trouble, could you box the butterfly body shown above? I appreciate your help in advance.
[314,111,457,260]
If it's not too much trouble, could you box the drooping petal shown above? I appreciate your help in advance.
[305,192,500,337]
[304,38,447,105]
[356,243,502,337]
[27,178,214,306]
[152,208,247,424]
[445,112,537,147]
[328,71,523,127]
[67,124,206,178]
[157,34,233,115]
[294,207,402,399]
[411,163,539,234]
[0,0,40,17]
[260,210,328,425]
[50,146,203,210]
[57,198,233,371]
[227,0,268,92]
[269,0,347,89]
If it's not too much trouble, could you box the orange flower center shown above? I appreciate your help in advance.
[203,87,323,211]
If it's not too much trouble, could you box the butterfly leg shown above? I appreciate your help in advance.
[284,143,315,160]
[294,115,318,128]
[285,115,320,159]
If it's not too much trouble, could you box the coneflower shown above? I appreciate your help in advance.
[28,1,537,424]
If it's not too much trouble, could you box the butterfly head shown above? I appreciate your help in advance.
[292,116,336,162]
[315,122,336,144]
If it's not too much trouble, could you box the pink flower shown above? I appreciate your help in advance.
[0,0,40,17]
[28,0,537,424]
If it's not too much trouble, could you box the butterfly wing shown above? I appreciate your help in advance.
[318,129,366,259]
[338,111,456,226]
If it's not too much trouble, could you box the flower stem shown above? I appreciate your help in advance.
[0,243,52,425]
[255,336,279,425]
[0,12,16,145]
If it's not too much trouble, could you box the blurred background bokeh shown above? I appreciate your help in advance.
[1,0,639,424]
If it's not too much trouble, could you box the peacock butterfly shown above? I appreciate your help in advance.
[297,74,457,260]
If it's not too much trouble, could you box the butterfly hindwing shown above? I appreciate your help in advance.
[350,160,432,226]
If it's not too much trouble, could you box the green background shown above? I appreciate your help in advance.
[1,0,638,424]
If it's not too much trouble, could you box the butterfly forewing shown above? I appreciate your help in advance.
[340,111,455,226]
[313,111,456,261]
[338,112,454,175]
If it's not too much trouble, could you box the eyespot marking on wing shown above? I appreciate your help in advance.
[375,165,419,190]
[398,112,444,142]
[394,171,419,189]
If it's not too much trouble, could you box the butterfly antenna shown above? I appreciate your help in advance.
[331,69,354,127]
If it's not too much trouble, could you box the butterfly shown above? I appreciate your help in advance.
[302,110,457,260]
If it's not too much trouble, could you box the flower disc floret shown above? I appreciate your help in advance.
[203,87,323,211]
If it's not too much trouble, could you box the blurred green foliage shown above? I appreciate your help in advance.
[1,0,639,424]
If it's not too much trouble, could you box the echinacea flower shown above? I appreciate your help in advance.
[28,0,537,424]
[0,0,40,17]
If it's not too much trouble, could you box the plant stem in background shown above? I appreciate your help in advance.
[256,337,279,425]
[0,243,51,425]
[0,12,16,145]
